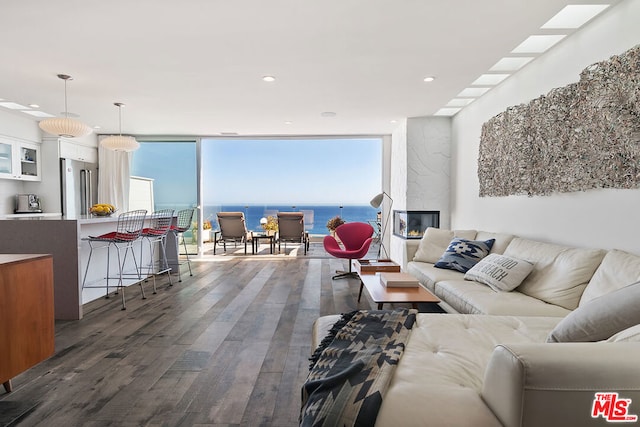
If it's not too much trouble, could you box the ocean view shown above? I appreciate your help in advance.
[203,204,379,235]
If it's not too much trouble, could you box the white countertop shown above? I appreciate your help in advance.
[2,212,63,219]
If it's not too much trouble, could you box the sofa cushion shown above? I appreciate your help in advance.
[435,238,495,273]
[547,281,640,343]
[406,261,465,292]
[434,280,571,317]
[464,254,534,292]
[375,314,560,427]
[413,228,477,263]
[581,249,640,306]
[475,231,515,255]
[606,324,640,343]
[503,238,606,310]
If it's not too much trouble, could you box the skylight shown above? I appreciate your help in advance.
[457,87,491,97]
[22,110,56,117]
[434,108,461,116]
[490,57,534,72]
[472,74,510,86]
[446,99,474,107]
[541,4,609,29]
[0,101,29,110]
[512,35,566,53]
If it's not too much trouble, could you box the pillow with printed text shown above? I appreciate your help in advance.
[464,253,534,292]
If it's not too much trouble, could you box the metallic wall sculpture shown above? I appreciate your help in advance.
[479,44,640,197]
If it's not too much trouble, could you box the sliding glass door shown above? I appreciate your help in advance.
[131,140,198,254]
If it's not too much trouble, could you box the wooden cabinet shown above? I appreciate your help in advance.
[0,254,55,393]
[0,136,41,181]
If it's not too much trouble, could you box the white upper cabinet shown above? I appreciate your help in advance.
[0,136,41,181]
[58,139,98,164]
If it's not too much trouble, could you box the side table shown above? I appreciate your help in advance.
[251,231,275,254]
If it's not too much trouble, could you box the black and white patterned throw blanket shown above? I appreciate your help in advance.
[300,308,417,427]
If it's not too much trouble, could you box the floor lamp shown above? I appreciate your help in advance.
[370,192,393,259]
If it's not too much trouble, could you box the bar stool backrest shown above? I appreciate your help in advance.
[175,208,195,233]
[114,209,147,242]
[146,209,175,236]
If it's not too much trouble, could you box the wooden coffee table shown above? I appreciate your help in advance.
[357,270,440,310]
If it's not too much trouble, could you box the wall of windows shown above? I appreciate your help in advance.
[131,137,383,254]
[201,137,382,235]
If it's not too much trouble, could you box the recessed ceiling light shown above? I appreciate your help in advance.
[512,35,566,53]
[423,76,436,82]
[446,99,474,107]
[490,57,534,72]
[262,76,276,82]
[284,121,293,125]
[457,87,491,97]
[93,125,102,129]
[28,103,40,108]
[0,101,29,110]
[22,111,55,117]
[390,119,398,124]
[541,4,609,29]
[472,74,510,86]
[321,111,336,117]
[434,108,461,116]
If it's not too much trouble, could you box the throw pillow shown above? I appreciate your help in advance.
[413,228,454,263]
[434,238,495,273]
[464,254,534,292]
[546,280,640,343]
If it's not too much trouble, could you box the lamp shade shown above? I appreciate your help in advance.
[39,117,93,138]
[100,135,140,152]
[100,102,139,152]
[370,193,384,208]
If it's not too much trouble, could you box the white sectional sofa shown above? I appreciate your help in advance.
[308,229,640,426]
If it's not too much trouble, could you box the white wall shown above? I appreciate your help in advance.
[390,117,452,265]
[451,0,640,255]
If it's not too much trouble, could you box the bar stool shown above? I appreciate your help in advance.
[81,209,147,310]
[170,208,195,282]
[140,209,175,293]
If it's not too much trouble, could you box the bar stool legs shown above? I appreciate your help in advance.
[81,209,148,310]
[171,208,195,282]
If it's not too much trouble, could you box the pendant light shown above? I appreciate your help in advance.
[38,74,93,138]
[100,102,140,152]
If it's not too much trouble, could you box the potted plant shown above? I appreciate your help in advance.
[192,219,213,242]
[326,216,346,240]
[261,215,278,236]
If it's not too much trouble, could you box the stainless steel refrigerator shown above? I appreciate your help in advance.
[60,158,98,217]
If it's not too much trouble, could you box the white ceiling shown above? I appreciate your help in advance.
[0,0,621,137]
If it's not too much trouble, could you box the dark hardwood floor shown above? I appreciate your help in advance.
[0,248,392,427]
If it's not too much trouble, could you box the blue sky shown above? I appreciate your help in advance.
[132,138,382,207]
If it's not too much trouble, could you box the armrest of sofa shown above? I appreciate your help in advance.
[402,240,421,268]
[482,343,640,427]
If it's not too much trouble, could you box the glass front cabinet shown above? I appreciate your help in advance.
[0,137,41,181]
[393,210,440,239]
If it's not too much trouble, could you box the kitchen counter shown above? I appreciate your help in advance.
[0,215,178,320]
